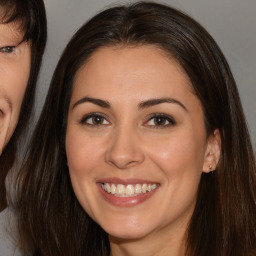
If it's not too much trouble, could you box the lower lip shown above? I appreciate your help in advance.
[97,183,159,207]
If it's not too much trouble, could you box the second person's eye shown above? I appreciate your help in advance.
[0,46,16,54]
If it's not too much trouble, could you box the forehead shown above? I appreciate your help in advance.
[70,45,205,130]
[0,4,25,36]
[72,45,194,98]
[0,20,24,43]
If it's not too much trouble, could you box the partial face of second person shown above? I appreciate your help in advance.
[0,17,31,154]
[66,46,220,244]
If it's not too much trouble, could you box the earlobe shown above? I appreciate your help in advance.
[202,129,221,173]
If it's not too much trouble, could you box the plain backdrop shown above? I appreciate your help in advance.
[36,0,256,151]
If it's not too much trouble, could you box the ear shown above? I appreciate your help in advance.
[0,110,11,156]
[202,129,221,173]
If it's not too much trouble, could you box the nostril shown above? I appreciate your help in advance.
[105,149,145,169]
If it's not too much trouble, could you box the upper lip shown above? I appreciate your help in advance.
[97,177,159,185]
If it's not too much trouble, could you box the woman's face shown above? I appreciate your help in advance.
[66,46,220,242]
[0,21,31,154]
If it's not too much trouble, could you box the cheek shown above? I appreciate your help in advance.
[66,128,107,219]
[146,128,206,179]
[144,130,206,223]
[13,59,31,106]
[0,55,31,110]
[66,128,104,178]
[0,54,31,147]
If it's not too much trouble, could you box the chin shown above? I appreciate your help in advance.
[108,231,148,242]
[101,221,153,241]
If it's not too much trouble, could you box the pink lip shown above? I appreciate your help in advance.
[97,178,160,207]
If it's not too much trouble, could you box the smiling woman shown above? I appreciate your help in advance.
[66,46,219,246]
[16,1,256,256]
[0,0,47,211]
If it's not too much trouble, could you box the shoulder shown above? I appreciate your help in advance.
[0,208,22,256]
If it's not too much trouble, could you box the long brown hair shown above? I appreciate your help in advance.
[0,0,47,210]
[17,2,256,255]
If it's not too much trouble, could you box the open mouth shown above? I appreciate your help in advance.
[101,183,158,197]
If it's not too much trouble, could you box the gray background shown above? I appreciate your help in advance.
[37,0,256,151]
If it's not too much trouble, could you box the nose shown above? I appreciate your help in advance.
[105,126,145,169]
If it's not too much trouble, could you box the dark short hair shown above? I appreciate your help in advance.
[17,2,256,255]
[0,0,47,209]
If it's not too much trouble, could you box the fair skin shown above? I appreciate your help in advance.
[66,45,220,256]
[0,20,31,155]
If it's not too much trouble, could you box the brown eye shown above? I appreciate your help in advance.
[91,116,105,125]
[154,116,168,126]
[145,114,176,128]
[80,113,110,126]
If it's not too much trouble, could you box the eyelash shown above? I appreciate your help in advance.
[0,46,16,54]
[80,112,176,128]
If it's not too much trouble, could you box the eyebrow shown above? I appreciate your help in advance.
[72,96,187,112]
[138,98,188,112]
[72,97,111,110]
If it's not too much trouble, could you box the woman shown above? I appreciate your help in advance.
[17,2,256,255]
[0,0,47,209]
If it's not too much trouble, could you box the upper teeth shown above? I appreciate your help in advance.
[101,183,157,197]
